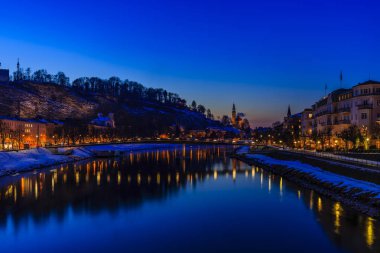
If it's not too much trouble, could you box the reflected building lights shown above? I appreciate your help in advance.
[14,186,17,203]
[97,171,101,185]
[334,202,342,235]
[366,217,375,247]
[317,197,322,212]
[34,181,38,200]
[137,173,141,185]
[309,191,314,210]
[76,171,80,185]
[268,176,271,192]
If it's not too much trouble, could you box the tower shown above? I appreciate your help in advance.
[287,105,291,117]
[15,58,21,81]
[231,103,237,127]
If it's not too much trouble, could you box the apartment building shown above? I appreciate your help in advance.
[301,80,380,148]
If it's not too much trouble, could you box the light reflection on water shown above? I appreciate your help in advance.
[0,145,378,253]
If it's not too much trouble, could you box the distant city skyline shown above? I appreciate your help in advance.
[1,0,379,126]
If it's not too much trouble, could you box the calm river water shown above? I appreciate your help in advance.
[0,145,378,253]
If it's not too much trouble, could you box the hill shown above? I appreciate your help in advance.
[0,81,222,137]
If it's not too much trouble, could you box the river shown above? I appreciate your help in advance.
[0,145,378,253]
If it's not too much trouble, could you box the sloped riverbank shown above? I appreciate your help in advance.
[233,147,380,217]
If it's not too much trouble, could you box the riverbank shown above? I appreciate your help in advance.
[233,147,380,218]
[0,143,183,177]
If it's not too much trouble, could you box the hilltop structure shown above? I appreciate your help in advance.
[0,63,9,84]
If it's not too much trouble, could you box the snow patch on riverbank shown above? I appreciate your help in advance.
[0,148,70,176]
[235,146,250,155]
[0,144,183,177]
[247,154,380,199]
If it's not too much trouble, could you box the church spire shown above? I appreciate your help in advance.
[231,103,237,127]
[287,105,291,117]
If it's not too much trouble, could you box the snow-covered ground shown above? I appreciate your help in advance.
[0,144,183,177]
[246,154,380,199]
[0,148,71,176]
[235,146,250,155]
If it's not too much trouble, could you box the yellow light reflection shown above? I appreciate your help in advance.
[366,217,375,247]
[317,197,322,212]
[34,181,38,200]
[76,171,80,185]
[334,202,342,234]
[309,191,314,210]
[137,173,141,185]
[97,171,101,185]
[268,176,271,192]
[14,186,17,203]
[213,170,218,180]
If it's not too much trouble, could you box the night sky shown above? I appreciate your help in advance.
[0,0,379,126]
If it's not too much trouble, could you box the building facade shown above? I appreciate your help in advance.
[301,80,380,149]
[0,117,48,149]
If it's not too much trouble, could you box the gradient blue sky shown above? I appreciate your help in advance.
[0,0,379,126]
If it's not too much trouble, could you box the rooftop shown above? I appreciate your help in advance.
[353,80,380,87]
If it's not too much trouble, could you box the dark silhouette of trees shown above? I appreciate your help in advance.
[221,115,230,126]
[339,125,362,150]
[197,105,206,115]
[191,101,197,111]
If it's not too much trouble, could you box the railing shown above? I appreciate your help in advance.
[338,119,351,124]
[282,148,380,168]
[336,107,351,113]
[357,103,373,110]
[314,111,331,117]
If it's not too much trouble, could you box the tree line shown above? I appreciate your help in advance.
[10,66,215,119]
